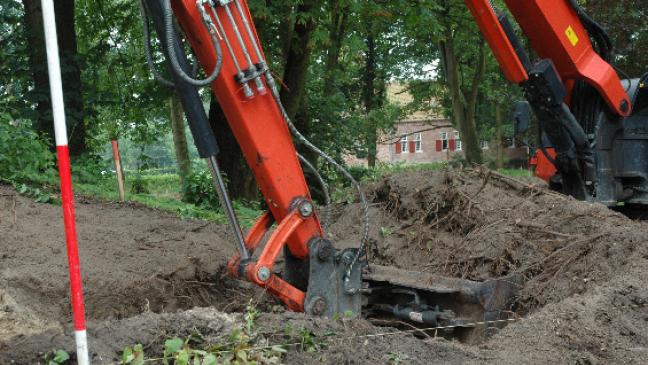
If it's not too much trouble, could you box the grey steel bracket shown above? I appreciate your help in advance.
[304,239,362,318]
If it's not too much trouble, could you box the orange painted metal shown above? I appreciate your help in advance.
[530,148,557,182]
[243,210,307,310]
[503,0,631,116]
[227,211,274,276]
[253,210,305,272]
[243,260,305,311]
[172,0,324,261]
[464,0,529,84]
[170,0,323,311]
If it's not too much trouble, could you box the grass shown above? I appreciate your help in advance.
[499,168,532,178]
[75,172,263,228]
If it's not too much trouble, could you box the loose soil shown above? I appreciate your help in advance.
[1,167,648,364]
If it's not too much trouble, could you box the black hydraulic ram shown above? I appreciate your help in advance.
[143,0,250,261]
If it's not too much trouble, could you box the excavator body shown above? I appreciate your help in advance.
[139,0,643,334]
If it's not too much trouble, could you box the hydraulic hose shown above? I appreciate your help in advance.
[162,0,223,86]
[267,79,370,275]
[567,0,614,62]
[298,153,332,229]
[138,0,175,87]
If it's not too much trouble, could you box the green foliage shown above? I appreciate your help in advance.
[0,118,57,186]
[130,173,150,195]
[121,344,145,365]
[121,303,286,364]
[245,300,259,335]
[182,169,220,209]
[15,183,52,203]
[297,328,319,352]
[44,349,70,365]
[387,351,406,364]
[72,155,112,184]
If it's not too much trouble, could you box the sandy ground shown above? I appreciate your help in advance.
[1,168,648,364]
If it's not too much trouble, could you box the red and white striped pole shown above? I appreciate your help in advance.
[41,0,90,363]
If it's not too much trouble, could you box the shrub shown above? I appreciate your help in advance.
[182,169,221,209]
[130,173,150,194]
[0,117,57,185]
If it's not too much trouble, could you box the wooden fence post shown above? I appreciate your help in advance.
[111,140,126,201]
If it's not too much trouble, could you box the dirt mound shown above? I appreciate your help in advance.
[327,167,648,363]
[329,168,647,312]
[2,167,648,364]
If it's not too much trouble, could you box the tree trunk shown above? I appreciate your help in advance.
[439,30,485,165]
[279,1,317,125]
[208,97,258,201]
[169,96,191,188]
[363,31,379,168]
[279,0,319,170]
[495,103,504,170]
[323,0,349,97]
[22,0,86,156]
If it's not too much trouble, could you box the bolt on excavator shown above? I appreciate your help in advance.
[137,0,646,337]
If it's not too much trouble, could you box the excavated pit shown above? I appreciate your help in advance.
[1,167,648,364]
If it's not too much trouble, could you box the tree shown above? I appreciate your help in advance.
[279,0,319,129]
[169,95,191,188]
[436,0,486,164]
[22,0,87,155]
[208,98,258,201]
[585,0,648,77]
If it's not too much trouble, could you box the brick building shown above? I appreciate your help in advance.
[343,84,529,167]
[345,84,473,166]
[376,119,469,164]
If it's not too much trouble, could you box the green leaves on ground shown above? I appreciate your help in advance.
[44,349,70,365]
[121,344,144,365]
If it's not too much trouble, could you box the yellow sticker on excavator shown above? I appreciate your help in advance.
[566,26,579,47]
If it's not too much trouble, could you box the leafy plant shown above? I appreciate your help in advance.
[121,344,144,365]
[388,351,406,364]
[245,300,259,335]
[130,173,149,194]
[0,118,57,186]
[120,307,286,365]
[181,169,221,209]
[44,349,70,365]
[16,183,52,203]
[297,328,319,352]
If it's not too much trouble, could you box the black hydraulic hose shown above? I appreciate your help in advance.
[145,0,220,159]
[538,126,557,167]
[162,0,222,86]
[139,0,175,87]
[567,0,614,62]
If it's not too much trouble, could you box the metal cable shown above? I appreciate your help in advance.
[162,0,223,86]
[266,79,370,275]
[298,153,331,229]
[138,0,175,87]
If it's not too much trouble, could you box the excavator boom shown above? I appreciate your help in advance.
[134,0,645,331]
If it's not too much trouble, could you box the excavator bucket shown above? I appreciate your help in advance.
[362,265,522,342]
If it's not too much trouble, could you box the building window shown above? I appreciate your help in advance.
[414,133,422,152]
[455,131,462,151]
[401,135,409,153]
[481,140,489,150]
[440,132,449,151]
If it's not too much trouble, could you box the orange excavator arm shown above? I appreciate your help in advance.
[139,0,640,319]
